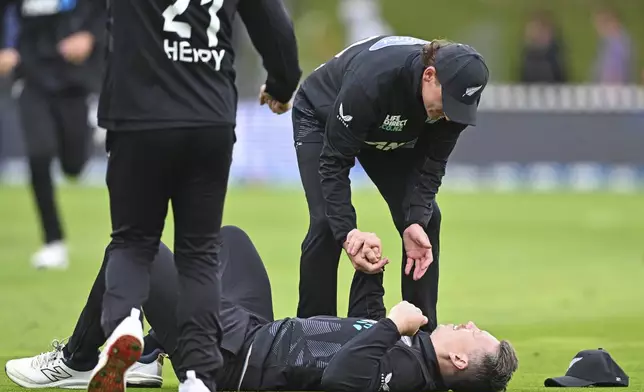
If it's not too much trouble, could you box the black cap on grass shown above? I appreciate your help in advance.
[544,348,629,388]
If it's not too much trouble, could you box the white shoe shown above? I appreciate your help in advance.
[5,340,90,389]
[127,349,164,388]
[178,371,209,392]
[31,241,68,270]
[4,340,164,390]
[88,308,144,392]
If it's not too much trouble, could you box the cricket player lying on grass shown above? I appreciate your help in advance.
[5,226,518,392]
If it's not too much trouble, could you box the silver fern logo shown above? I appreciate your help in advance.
[379,372,392,391]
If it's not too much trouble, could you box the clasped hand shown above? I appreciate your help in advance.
[343,229,388,274]
[344,224,434,280]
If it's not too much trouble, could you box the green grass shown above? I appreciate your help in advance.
[1,186,643,391]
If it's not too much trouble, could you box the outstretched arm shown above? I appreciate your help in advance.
[238,0,301,104]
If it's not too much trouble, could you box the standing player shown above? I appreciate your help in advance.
[0,0,105,269]
[292,36,489,331]
[95,1,301,392]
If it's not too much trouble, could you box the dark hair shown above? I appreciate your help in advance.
[420,39,454,68]
[444,340,519,392]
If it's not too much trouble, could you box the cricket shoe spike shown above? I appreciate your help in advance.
[178,371,210,392]
[88,308,144,392]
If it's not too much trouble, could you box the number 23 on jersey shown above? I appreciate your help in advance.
[161,0,226,67]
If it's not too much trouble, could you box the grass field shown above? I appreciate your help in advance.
[0,185,643,392]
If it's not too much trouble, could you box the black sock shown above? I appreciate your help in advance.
[143,332,164,356]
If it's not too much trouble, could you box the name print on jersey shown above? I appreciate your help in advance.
[162,0,226,68]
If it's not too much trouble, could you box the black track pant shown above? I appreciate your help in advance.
[65,226,272,391]
[19,83,91,244]
[101,127,234,387]
[293,105,441,332]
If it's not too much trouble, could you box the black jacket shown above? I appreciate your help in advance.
[296,35,468,244]
[243,317,446,392]
[0,0,106,92]
[98,0,301,131]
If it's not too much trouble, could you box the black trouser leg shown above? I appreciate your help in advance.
[52,88,91,178]
[64,247,110,371]
[101,130,173,336]
[294,141,342,318]
[355,148,442,331]
[28,155,63,244]
[102,127,234,390]
[19,83,63,244]
[64,242,174,371]
[401,202,440,331]
[170,127,234,385]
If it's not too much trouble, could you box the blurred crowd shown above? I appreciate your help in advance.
[519,7,639,85]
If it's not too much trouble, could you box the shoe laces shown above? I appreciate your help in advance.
[31,339,68,368]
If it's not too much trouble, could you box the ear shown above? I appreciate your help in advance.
[422,66,436,83]
[449,352,469,371]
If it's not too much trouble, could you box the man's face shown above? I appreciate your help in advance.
[431,321,500,370]
[421,67,447,121]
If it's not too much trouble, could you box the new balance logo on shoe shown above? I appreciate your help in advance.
[41,366,72,382]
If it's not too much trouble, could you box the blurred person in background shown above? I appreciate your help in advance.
[519,10,568,84]
[0,0,106,270]
[338,0,392,46]
[0,3,19,159]
[592,7,633,84]
[290,36,488,332]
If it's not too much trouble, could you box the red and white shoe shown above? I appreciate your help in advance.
[87,308,144,392]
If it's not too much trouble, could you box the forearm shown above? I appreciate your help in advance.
[319,145,357,245]
[0,2,18,49]
[403,124,465,228]
[238,0,301,103]
[403,158,444,228]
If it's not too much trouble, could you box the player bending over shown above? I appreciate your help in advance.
[6,226,518,392]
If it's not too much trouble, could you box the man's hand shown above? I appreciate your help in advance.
[259,84,291,114]
[387,301,428,336]
[0,48,20,76]
[344,229,388,274]
[58,31,95,65]
[403,223,433,281]
[345,229,382,263]
[348,252,389,275]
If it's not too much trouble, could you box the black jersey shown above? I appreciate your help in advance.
[98,0,301,131]
[240,317,446,392]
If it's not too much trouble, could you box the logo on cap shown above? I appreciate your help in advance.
[463,85,483,97]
